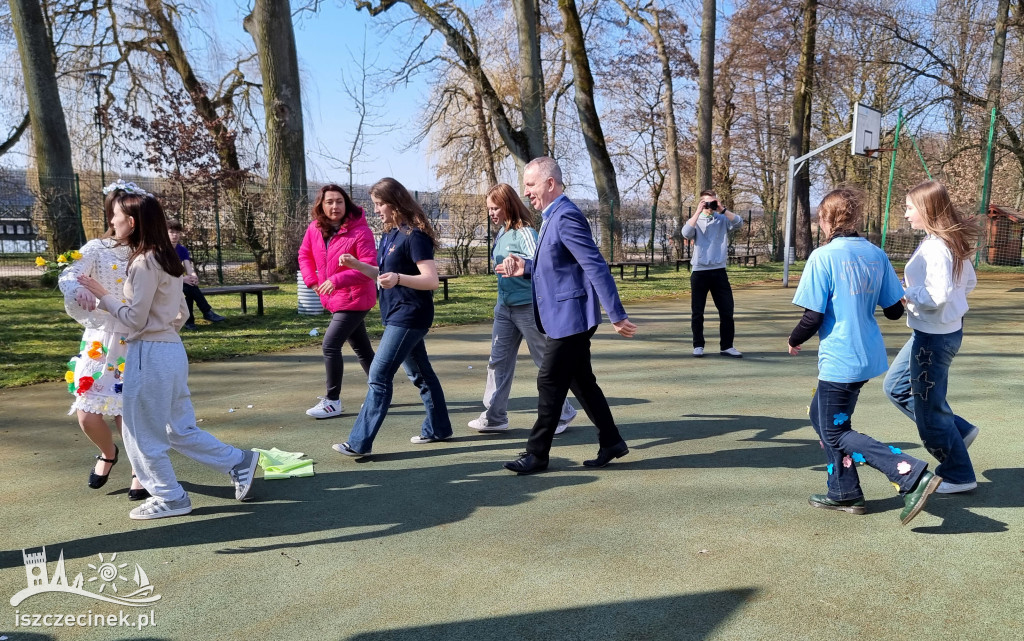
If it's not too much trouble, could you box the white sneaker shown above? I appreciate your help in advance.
[720,347,743,358]
[411,435,450,444]
[936,481,977,494]
[693,347,704,357]
[963,426,980,449]
[555,408,578,435]
[306,397,343,419]
[129,495,193,520]
[230,450,259,501]
[468,417,509,432]
[333,442,369,457]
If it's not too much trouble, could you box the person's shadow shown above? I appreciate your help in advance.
[347,589,759,641]
[0,459,599,568]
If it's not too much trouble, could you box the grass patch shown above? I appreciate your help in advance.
[2,262,793,389]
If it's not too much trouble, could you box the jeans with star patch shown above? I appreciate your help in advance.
[883,329,976,485]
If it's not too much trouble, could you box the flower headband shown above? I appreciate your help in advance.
[102,179,152,198]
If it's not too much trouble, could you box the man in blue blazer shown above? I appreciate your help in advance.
[496,157,637,474]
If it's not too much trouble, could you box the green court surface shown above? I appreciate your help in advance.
[1,274,1022,640]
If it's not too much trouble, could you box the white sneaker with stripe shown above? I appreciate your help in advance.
[231,450,259,501]
[129,495,193,520]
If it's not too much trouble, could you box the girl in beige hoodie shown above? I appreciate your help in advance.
[78,186,260,520]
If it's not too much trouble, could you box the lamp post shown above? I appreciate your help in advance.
[86,71,106,228]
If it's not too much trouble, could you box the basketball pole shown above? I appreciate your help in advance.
[782,131,853,287]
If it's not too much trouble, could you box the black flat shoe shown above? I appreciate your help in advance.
[583,441,629,468]
[128,475,150,501]
[88,444,118,489]
[503,452,548,475]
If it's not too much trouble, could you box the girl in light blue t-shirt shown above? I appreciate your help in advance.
[788,188,941,526]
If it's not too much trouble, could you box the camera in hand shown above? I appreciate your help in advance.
[704,200,718,211]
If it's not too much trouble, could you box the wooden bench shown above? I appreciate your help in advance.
[728,254,759,267]
[608,261,652,280]
[675,258,692,273]
[437,274,458,301]
[202,284,280,315]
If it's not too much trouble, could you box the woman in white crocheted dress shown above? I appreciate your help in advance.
[58,181,148,500]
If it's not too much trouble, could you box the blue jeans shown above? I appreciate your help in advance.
[810,380,927,501]
[480,302,575,425]
[345,325,452,453]
[883,330,976,485]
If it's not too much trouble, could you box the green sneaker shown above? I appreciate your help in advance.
[808,494,866,515]
[900,471,942,526]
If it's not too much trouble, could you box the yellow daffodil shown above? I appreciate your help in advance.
[56,255,67,263]
[70,250,82,260]
[35,256,47,266]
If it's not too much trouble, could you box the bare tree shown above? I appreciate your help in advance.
[558,0,621,257]
[355,0,546,172]
[612,1,693,242]
[10,0,80,253]
[788,0,816,259]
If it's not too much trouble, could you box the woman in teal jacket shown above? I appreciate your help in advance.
[468,183,577,433]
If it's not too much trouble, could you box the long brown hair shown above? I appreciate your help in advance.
[907,181,978,283]
[111,191,184,277]
[311,183,361,232]
[101,191,126,241]
[370,177,439,248]
[817,187,864,241]
[486,183,534,231]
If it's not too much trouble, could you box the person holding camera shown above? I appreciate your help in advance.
[681,190,744,358]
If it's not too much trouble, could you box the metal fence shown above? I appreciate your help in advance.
[4,167,1019,288]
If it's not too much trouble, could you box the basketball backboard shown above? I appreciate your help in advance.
[851,103,882,157]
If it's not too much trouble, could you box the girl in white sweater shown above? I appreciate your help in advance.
[78,188,260,520]
[883,181,979,495]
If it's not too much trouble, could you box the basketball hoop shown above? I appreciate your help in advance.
[864,147,895,158]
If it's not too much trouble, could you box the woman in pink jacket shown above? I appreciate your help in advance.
[298,184,378,419]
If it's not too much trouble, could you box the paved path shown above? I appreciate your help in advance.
[1,275,1022,640]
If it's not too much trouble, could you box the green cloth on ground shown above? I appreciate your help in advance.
[252,447,314,479]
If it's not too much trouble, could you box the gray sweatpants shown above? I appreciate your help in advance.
[122,340,244,501]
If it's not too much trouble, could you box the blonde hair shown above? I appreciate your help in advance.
[907,181,978,283]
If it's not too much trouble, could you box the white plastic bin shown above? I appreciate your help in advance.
[297,271,325,315]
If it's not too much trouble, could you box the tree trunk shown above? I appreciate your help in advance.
[654,12,683,254]
[979,0,1009,207]
[471,89,498,186]
[245,0,308,275]
[558,0,620,258]
[789,0,816,259]
[695,0,715,195]
[512,0,546,165]
[10,0,80,254]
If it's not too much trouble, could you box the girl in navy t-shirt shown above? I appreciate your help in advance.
[333,177,453,456]
[788,188,940,526]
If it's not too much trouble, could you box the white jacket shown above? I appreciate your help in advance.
[903,235,976,334]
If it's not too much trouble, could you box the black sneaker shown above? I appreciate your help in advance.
[204,311,226,322]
